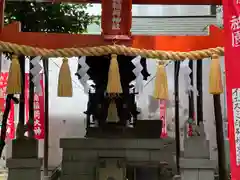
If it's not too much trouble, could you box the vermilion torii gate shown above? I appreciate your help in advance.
[0,0,223,50]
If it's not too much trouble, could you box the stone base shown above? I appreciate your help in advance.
[7,139,41,180]
[12,138,38,158]
[180,158,215,180]
[60,138,176,180]
[7,158,42,180]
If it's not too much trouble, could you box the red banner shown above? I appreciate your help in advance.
[188,113,195,137]
[101,0,132,39]
[223,0,240,179]
[0,72,15,139]
[160,100,167,138]
[25,73,44,139]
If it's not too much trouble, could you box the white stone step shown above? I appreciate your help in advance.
[0,174,7,180]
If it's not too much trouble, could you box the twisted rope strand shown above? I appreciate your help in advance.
[0,41,224,60]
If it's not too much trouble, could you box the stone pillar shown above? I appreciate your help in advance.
[180,124,216,180]
[7,139,42,180]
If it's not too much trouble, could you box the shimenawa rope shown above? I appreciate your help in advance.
[4,40,224,97]
[0,41,224,60]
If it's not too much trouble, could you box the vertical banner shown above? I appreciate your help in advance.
[160,100,167,138]
[188,120,193,136]
[0,72,15,139]
[101,0,132,39]
[25,73,44,139]
[188,114,195,137]
[223,0,240,179]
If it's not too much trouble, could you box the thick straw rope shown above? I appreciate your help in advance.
[0,41,224,60]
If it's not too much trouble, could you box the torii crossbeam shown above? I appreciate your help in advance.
[0,0,223,51]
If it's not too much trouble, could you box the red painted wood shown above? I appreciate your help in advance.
[101,0,132,40]
[0,0,5,32]
[0,22,224,51]
[53,0,221,5]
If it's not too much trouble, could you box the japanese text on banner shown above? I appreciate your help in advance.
[101,0,131,37]
[0,73,15,139]
[34,94,42,137]
[232,88,240,165]
[112,0,122,30]
[25,73,44,139]
[223,0,240,179]
[231,15,240,47]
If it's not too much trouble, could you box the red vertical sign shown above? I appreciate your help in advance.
[223,0,240,179]
[101,0,132,39]
[188,114,195,137]
[25,73,45,139]
[160,100,167,138]
[0,72,15,139]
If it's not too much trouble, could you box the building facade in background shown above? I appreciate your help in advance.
[86,5,217,35]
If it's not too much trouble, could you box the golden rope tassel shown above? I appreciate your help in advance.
[6,55,21,94]
[107,100,118,122]
[58,57,73,97]
[153,62,169,99]
[107,54,122,93]
[209,54,223,94]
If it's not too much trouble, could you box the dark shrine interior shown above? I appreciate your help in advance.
[75,55,162,138]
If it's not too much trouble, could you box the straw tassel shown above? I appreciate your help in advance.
[58,58,73,97]
[209,54,223,94]
[153,62,169,100]
[107,101,118,122]
[6,55,21,94]
[107,54,122,93]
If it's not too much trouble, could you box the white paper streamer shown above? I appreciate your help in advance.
[30,56,42,95]
[180,59,199,96]
[129,81,135,94]
[87,80,96,93]
[131,56,143,94]
[77,56,90,93]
